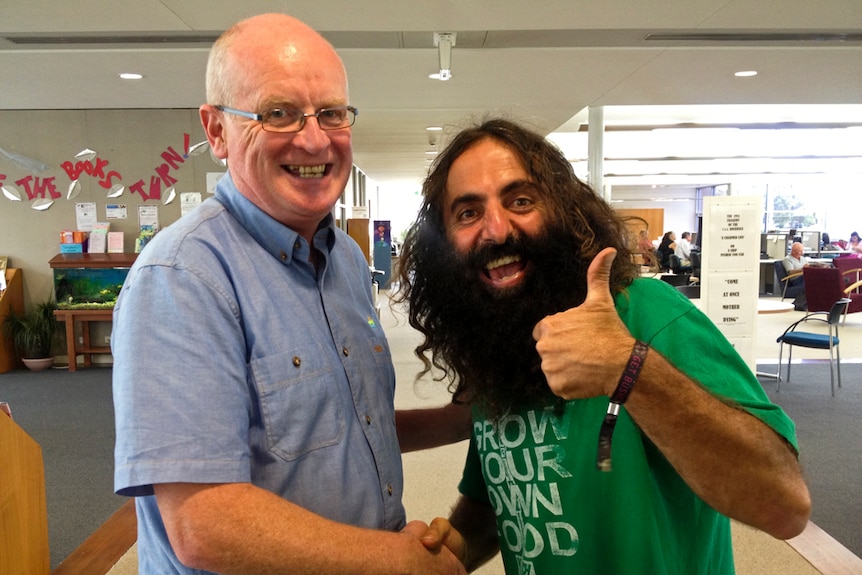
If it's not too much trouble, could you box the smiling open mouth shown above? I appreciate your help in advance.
[286,164,326,178]
[484,255,526,283]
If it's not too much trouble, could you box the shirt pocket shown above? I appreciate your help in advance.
[251,347,345,461]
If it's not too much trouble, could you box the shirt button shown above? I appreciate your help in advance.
[387,484,393,496]
[279,251,288,261]
[292,356,301,367]
[342,347,349,357]
[294,239,301,250]
[365,415,372,425]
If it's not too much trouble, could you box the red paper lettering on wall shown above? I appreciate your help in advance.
[128,141,188,201]
[60,156,123,190]
[3,132,196,203]
[14,175,59,200]
[98,171,123,190]
[128,180,146,199]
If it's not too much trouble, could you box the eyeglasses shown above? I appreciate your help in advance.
[215,105,358,133]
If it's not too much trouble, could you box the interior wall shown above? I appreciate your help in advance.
[610,186,700,244]
[0,109,216,306]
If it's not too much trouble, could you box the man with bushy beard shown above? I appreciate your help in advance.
[395,118,811,574]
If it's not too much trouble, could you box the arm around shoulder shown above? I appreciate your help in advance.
[396,402,472,452]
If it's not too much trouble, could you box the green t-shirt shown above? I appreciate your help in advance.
[459,278,798,575]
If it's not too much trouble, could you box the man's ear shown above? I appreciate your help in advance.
[199,105,229,160]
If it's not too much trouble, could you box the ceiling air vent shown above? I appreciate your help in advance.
[644,32,862,43]
[3,34,220,46]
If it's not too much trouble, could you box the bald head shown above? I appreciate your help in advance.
[205,13,347,107]
[790,242,804,258]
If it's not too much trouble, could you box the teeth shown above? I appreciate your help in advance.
[486,255,520,270]
[289,164,326,178]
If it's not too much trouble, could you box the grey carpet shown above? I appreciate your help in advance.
[757,362,862,557]
[0,366,124,570]
[1,363,859,569]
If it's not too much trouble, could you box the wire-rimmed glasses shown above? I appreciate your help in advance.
[215,105,358,133]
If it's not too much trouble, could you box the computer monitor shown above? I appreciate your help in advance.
[800,231,821,255]
[762,233,787,260]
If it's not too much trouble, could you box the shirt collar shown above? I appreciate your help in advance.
[214,171,336,265]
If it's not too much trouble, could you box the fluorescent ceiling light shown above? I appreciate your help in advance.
[119,73,143,80]
[734,70,758,77]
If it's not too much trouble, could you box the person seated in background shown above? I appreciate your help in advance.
[783,242,827,310]
[656,231,677,271]
[637,230,658,268]
[849,231,862,256]
[674,231,693,267]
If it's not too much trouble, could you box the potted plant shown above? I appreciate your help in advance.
[2,299,58,371]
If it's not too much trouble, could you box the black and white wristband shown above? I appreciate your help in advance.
[596,340,649,471]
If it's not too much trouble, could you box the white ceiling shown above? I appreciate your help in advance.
[1,1,862,191]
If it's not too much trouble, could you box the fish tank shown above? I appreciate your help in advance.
[49,253,137,310]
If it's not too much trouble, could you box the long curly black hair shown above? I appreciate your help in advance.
[394,118,639,414]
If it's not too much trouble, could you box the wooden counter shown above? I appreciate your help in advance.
[0,411,50,574]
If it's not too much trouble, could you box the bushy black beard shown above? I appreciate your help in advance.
[416,224,591,419]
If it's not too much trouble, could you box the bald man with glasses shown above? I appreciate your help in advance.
[112,13,469,575]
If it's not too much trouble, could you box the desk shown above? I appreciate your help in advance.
[53,309,113,372]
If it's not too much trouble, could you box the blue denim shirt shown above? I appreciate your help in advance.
[113,172,404,573]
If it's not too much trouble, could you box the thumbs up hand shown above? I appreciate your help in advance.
[532,247,635,400]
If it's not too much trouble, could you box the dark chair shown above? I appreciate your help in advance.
[669,254,692,275]
[776,298,851,396]
[802,266,862,324]
[773,260,804,301]
[832,256,862,293]
[690,251,701,279]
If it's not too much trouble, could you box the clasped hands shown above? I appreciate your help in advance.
[403,517,467,572]
[532,247,636,400]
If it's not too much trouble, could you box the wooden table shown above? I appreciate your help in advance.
[53,309,113,372]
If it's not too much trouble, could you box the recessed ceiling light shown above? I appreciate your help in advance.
[426,126,443,131]
[734,70,758,77]
[119,73,143,80]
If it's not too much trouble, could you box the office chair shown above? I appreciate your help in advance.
[774,260,804,301]
[669,254,692,275]
[776,298,850,396]
[689,251,701,280]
